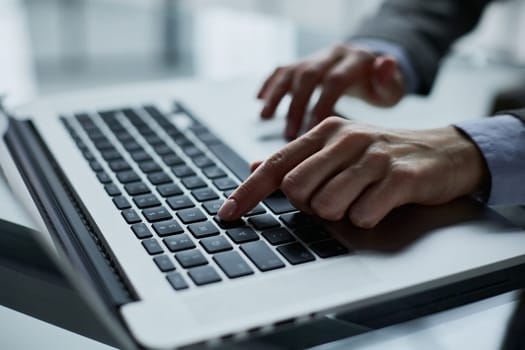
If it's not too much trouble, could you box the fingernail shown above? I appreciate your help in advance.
[218,198,238,220]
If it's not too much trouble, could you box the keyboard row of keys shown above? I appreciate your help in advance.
[66,108,350,293]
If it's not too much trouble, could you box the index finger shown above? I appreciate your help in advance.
[217,135,324,220]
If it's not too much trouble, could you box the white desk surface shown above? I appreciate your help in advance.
[1,57,525,349]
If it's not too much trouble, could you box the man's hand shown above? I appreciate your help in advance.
[218,117,488,228]
[258,43,406,140]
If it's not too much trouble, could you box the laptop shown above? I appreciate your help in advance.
[1,80,525,349]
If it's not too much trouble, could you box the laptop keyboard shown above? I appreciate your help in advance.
[61,104,349,291]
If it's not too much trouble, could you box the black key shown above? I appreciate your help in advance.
[153,144,173,156]
[108,159,131,172]
[89,160,104,172]
[94,138,113,150]
[97,171,112,184]
[181,176,206,189]
[124,182,150,195]
[133,193,161,208]
[182,145,203,158]
[202,199,224,215]
[200,236,232,253]
[144,134,163,145]
[240,241,285,272]
[154,255,175,272]
[123,141,142,152]
[177,207,206,224]
[202,166,226,179]
[280,212,315,229]
[122,209,141,224]
[113,196,131,210]
[193,155,214,168]
[188,221,220,238]
[166,195,194,210]
[223,189,235,198]
[166,272,188,290]
[166,128,182,138]
[143,206,172,222]
[163,234,195,252]
[214,216,245,229]
[277,243,315,265]
[262,228,295,245]
[248,214,280,230]
[116,170,140,184]
[213,251,253,278]
[244,204,266,217]
[147,171,171,185]
[171,165,195,178]
[104,183,121,196]
[162,153,184,166]
[310,240,349,258]
[115,131,133,142]
[101,149,122,161]
[137,126,154,136]
[142,238,163,255]
[131,150,152,162]
[226,227,259,244]
[87,130,105,140]
[263,191,296,214]
[143,105,166,120]
[175,249,208,268]
[83,150,95,161]
[172,135,192,147]
[157,183,183,197]
[195,131,220,145]
[213,177,237,191]
[191,188,219,202]
[294,226,330,243]
[75,112,92,123]
[139,160,162,173]
[131,223,153,239]
[188,265,221,286]
[152,219,184,236]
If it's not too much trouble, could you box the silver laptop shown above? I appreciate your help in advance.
[1,82,525,349]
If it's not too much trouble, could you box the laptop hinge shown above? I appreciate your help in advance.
[3,117,136,308]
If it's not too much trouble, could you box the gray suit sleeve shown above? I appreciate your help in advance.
[353,0,492,94]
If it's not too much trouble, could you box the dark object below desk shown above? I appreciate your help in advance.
[0,218,118,347]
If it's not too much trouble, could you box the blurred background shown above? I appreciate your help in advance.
[2,0,525,106]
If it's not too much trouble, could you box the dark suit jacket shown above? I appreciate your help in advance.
[353,0,525,120]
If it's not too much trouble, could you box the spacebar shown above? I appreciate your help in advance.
[208,143,250,181]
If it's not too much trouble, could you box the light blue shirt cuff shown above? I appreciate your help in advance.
[350,38,420,94]
[454,115,525,206]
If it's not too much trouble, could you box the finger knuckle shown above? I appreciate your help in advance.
[331,43,349,57]
[364,145,391,169]
[281,172,307,203]
[261,151,287,184]
[298,66,319,84]
[334,129,372,150]
[311,195,344,221]
[389,164,419,187]
[324,71,347,86]
[275,65,290,74]
[348,207,377,229]
[317,116,344,133]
